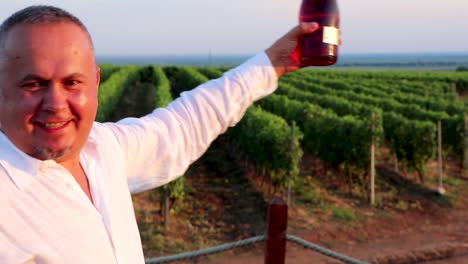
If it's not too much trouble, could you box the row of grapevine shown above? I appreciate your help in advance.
[384,112,437,179]
[96,65,140,122]
[99,64,122,83]
[298,69,468,94]
[282,75,464,164]
[277,82,381,124]
[189,66,446,179]
[196,67,225,80]
[257,73,433,180]
[257,93,380,175]
[287,73,464,115]
[191,67,304,190]
[229,106,303,189]
[153,67,172,108]
[163,66,210,98]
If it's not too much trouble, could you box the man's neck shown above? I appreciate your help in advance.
[60,160,94,205]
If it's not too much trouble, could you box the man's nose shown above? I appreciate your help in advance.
[42,83,67,112]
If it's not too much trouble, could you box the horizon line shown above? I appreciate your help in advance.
[96,51,468,57]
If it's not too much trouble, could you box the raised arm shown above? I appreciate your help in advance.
[103,23,322,193]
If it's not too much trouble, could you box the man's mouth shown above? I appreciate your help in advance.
[36,120,72,129]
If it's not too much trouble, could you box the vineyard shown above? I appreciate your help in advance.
[98,63,468,259]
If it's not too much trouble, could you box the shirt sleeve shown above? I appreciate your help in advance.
[104,52,278,194]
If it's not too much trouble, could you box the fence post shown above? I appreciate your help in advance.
[370,112,376,206]
[464,114,468,177]
[286,121,296,205]
[437,120,445,195]
[265,197,288,264]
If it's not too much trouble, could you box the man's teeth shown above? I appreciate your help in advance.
[43,122,68,128]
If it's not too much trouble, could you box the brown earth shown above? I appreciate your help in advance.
[200,179,468,264]
[134,143,468,264]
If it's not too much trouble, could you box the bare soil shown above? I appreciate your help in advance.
[133,143,468,264]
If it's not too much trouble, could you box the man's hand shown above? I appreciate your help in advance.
[265,22,319,77]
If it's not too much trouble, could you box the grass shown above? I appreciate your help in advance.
[329,206,357,222]
[293,175,328,207]
[443,176,460,187]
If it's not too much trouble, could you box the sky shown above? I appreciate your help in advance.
[1,0,468,56]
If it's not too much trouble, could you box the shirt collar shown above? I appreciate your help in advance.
[0,132,41,190]
[0,130,99,191]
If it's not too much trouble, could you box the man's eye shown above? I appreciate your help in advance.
[64,80,80,86]
[21,81,43,90]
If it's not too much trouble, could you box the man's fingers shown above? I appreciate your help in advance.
[265,22,321,77]
[286,22,319,40]
[300,22,319,33]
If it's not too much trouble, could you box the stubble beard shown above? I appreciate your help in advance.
[33,146,71,161]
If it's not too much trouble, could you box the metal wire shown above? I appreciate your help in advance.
[145,235,267,263]
[146,233,369,264]
[286,234,368,264]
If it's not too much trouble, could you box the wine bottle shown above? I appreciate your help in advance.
[299,0,340,67]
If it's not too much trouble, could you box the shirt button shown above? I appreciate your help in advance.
[39,160,55,173]
[39,164,48,173]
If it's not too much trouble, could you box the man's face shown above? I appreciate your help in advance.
[0,22,100,162]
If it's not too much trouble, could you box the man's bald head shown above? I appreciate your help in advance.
[0,5,94,60]
[0,5,94,97]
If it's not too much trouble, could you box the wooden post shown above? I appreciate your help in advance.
[464,114,468,177]
[437,121,445,194]
[286,122,296,205]
[265,197,288,264]
[370,112,376,206]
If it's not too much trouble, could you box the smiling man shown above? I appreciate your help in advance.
[0,5,319,264]
[0,16,99,203]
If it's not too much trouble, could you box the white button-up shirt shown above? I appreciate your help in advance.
[0,53,277,264]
